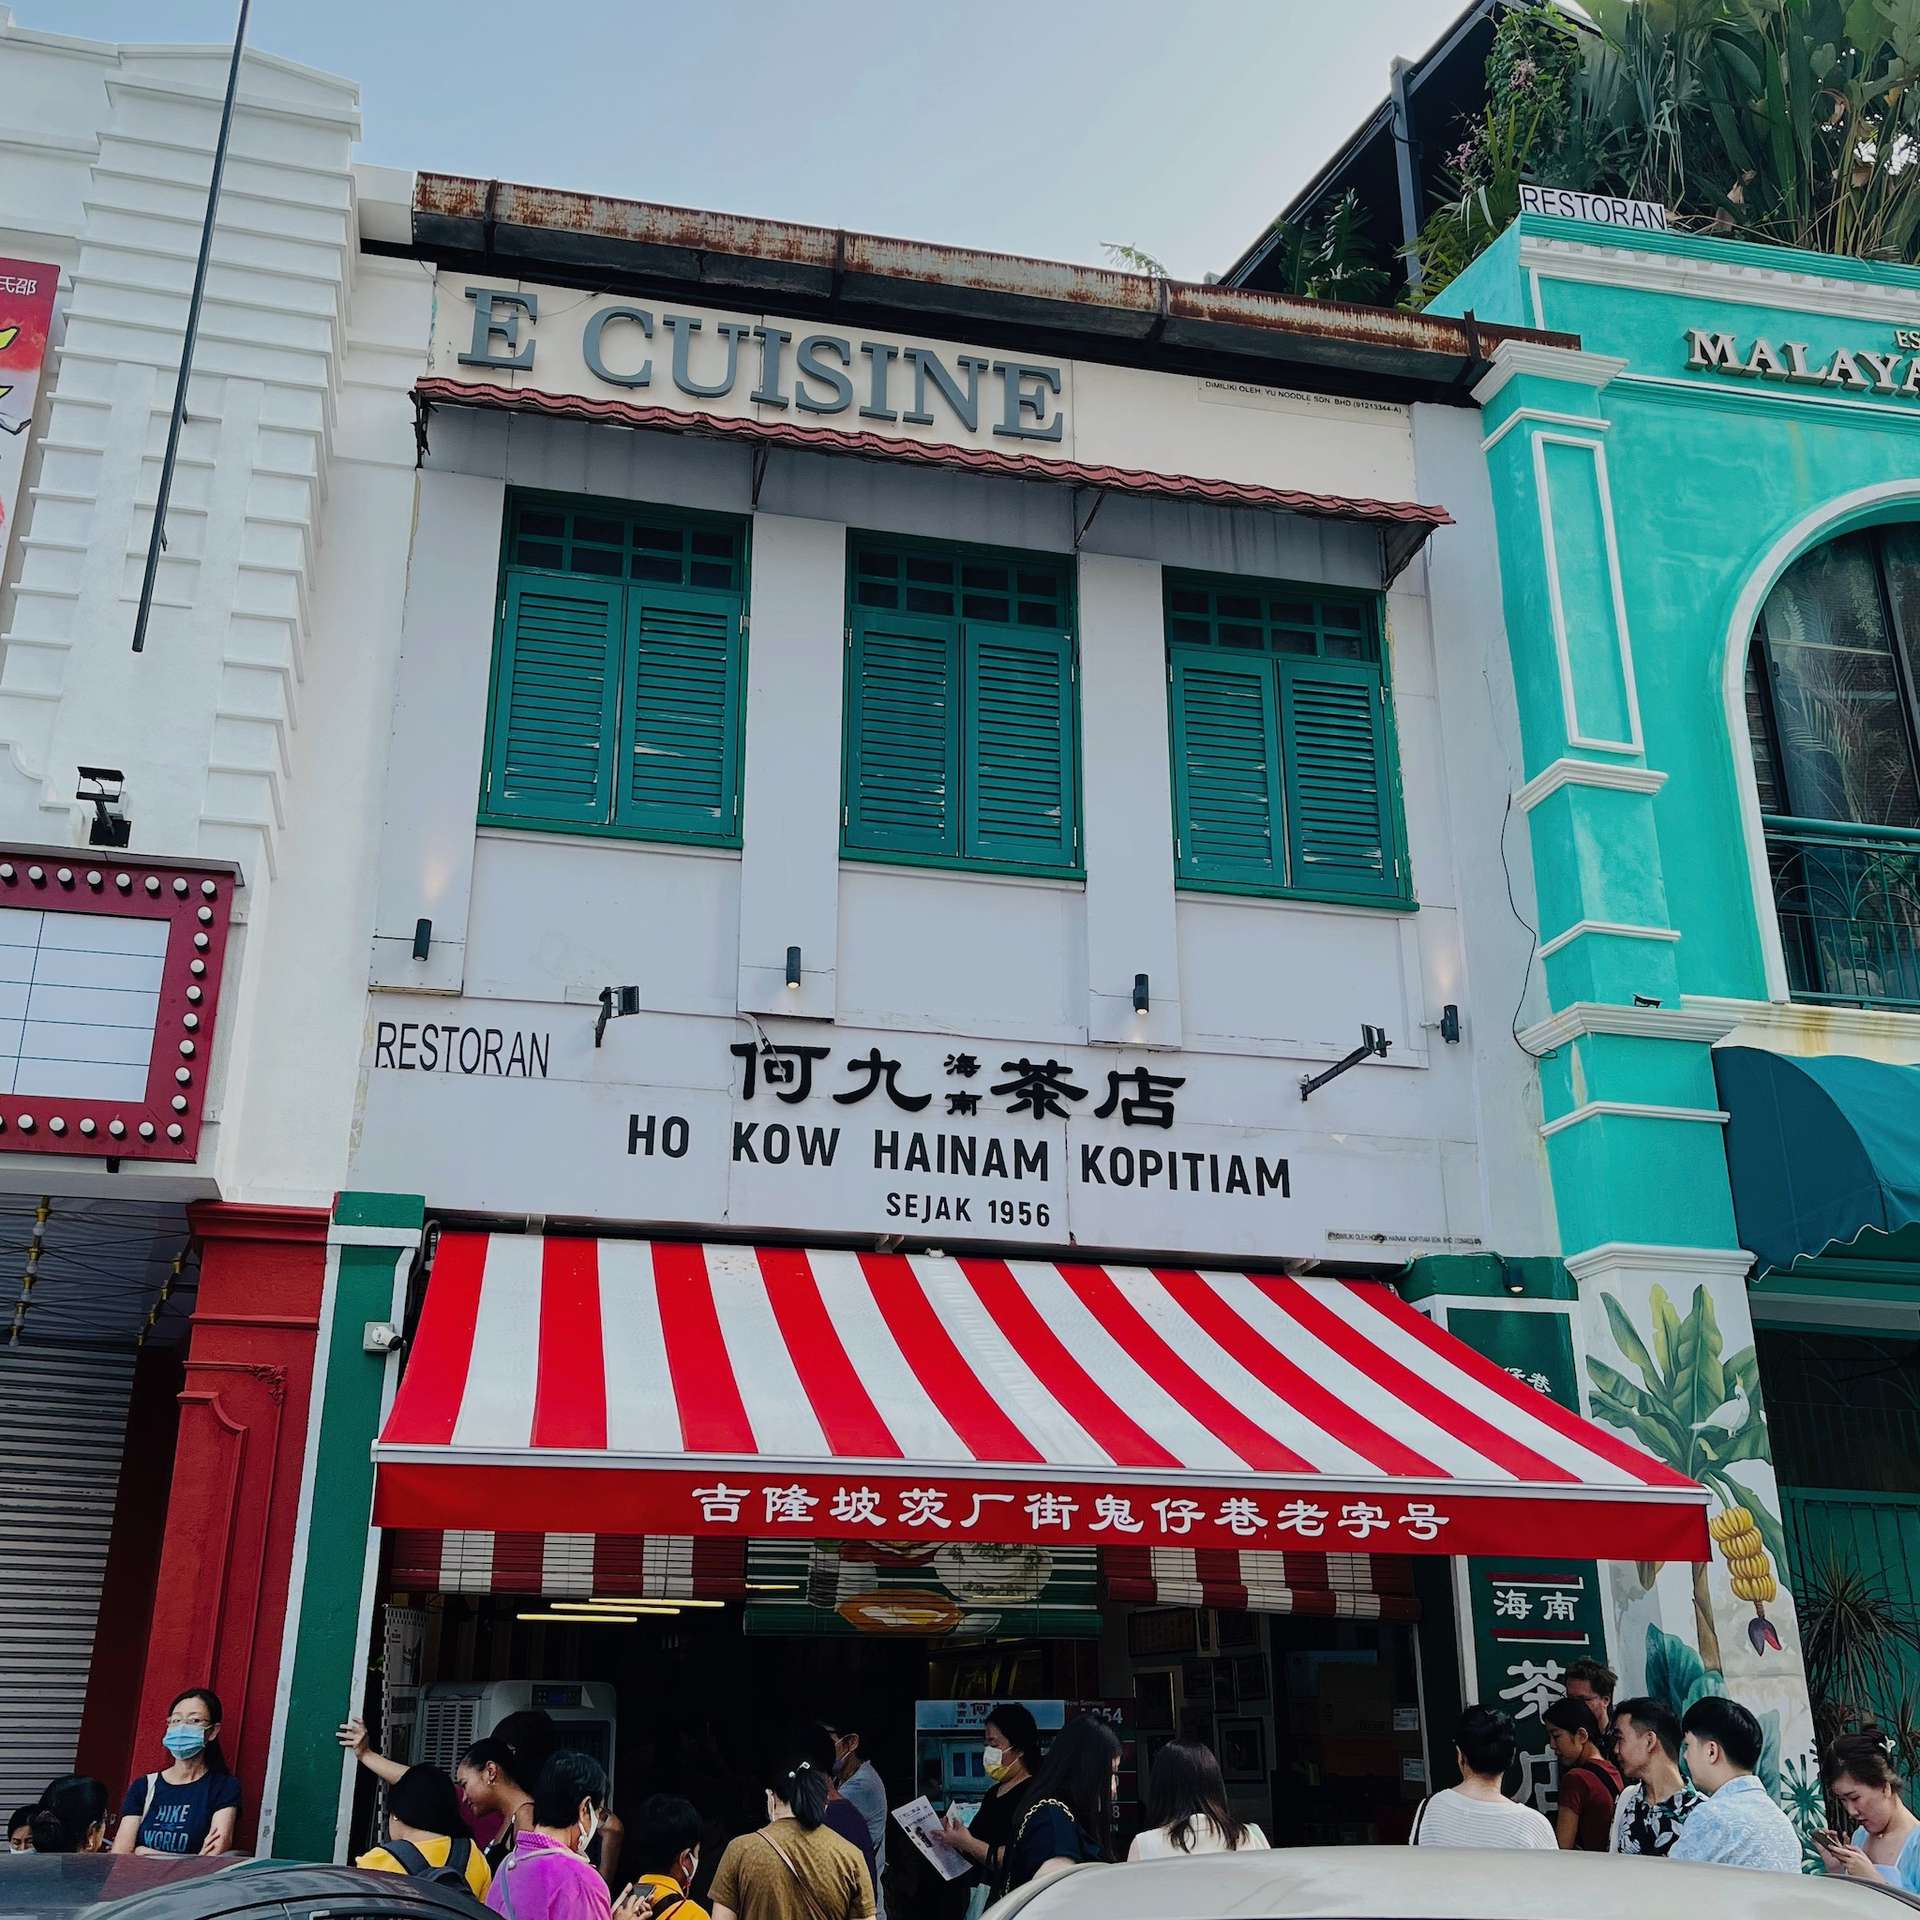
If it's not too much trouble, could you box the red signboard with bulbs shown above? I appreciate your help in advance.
[0,848,237,1161]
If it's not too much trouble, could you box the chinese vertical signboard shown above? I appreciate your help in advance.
[0,260,56,576]
[1449,1302,1609,1815]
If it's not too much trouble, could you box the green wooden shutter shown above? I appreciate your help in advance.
[962,622,1076,868]
[1170,650,1284,887]
[485,571,623,825]
[1278,656,1399,898]
[844,610,961,858]
[616,586,742,841]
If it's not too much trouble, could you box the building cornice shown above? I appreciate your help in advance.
[1521,232,1920,327]
[1519,1001,1740,1053]
[1539,1099,1729,1139]
[1515,756,1667,813]
[1473,340,1629,405]
[1684,993,1920,1056]
[1564,1241,1756,1284]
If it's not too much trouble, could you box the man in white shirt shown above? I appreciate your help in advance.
[1409,1706,1557,1851]
[1669,1696,1801,1873]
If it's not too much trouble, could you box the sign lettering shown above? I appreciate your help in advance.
[1684,325,1920,398]
[1519,183,1669,231]
[459,286,1066,442]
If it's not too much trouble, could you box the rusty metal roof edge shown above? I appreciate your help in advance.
[412,172,1576,370]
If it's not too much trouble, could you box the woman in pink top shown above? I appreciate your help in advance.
[490,1752,649,1920]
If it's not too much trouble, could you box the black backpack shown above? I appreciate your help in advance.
[384,1835,477,1892]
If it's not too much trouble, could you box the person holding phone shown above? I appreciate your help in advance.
[1814,1732,1920,1891]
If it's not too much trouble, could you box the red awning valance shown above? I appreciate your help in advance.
[373,1236,1708,1561]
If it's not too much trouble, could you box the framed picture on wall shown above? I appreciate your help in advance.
[1233,1654,1269,1703]
[1143,1731,1175,1776]
[1128,1609,1201,1658]
[1212,1657,1237,1710]
[1134,1668,1175,1733]
[1218,1716,1266,1784]
[1178,1705,1214,1748]
[1215,1609,1258,1650]
[1181,1658,1210,1699]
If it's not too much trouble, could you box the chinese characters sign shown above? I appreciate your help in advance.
[0,260,56,578]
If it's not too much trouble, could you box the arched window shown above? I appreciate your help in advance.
[1746,526,1920,1006]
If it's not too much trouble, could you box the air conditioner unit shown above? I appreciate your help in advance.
[413,1680,619,1791]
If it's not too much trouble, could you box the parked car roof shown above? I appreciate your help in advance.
[0,1855,488,1920]
[985,1848,1920,1919]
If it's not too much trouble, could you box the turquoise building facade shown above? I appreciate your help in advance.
[1432,212,1920,1838]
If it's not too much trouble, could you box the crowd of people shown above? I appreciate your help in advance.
[6,1664,1917,1906]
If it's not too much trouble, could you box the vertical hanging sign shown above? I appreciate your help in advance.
[1446,1302,1610,1816]
[0,259,57,578]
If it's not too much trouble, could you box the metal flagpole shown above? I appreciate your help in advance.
[130,0,251,653]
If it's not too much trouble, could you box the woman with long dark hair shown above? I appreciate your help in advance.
[1815,1730,1920,1891]
[1128,1741,1267,1858]
[112,1686,240,1856]
[488,1750,646,1920]
[1003,1715,1120,1891]
[941,1704,1041,1903]
[707,1740,872,1920]
[30,1777,110,1853]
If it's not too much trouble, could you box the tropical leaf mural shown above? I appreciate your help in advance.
[1586,1284,1788,1666]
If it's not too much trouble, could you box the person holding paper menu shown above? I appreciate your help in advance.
[942,1705,1040,1904]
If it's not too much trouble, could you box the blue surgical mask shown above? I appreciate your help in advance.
[163,1725,207,1759]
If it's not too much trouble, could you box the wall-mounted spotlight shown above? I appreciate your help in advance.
[1632,993,1662,1009]
[1504,1271,1528,1296]
[1133,972,1150,1016]
[76,766,130,848]
[595,984,640,1048]
[1440,1004,1461,1044]
[412,917,432,962]
[786,945,802,990]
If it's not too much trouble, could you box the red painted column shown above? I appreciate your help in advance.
[128,1202,328,1849]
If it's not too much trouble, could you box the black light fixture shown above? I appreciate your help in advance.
[1440,1004,1461,1044]
[1132,972,1150,1016]
[411,917,432,961]
[785,945,802,990]
[76,766,130,848]
[595,984,640,1048]
[1300,1023,1391,1102]
[1632,993,1662,1009]
[1505,1270,1528,1296]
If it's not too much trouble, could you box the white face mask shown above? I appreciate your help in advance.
[983,1744,1009,1779]
[579,1807,600,1855]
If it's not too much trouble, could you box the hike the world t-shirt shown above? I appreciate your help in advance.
[119,1771,242,1854]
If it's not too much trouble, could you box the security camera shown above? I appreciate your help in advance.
[362,1321,405,1356]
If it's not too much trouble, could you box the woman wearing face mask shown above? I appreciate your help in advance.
[940,1704,1040,1905]
[30,1777,111,1853]
[8,1806,34,1852]
[112,1686,240,1856]
[488,1750,649,1920]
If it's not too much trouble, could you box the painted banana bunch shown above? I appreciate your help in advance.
[1711,1505,1782,1654]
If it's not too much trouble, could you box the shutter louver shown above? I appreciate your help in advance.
[1170,651,1284,887]
[845,611,961,857]
[1279,657,1397,897]
[618,587,742,836]
[487,572,623,825]
[963,623,1075,867]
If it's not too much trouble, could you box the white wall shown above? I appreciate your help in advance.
[354,337,1550,1266]
[0,16,429,1207]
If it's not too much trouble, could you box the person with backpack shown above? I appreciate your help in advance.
[111,1686,241,1856]
[628,1795,709,1920]
[358,1763,493,1899]
[1542,1695,1623,1851]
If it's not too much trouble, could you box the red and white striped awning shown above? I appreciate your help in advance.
[1101,1547,1419,1621]
[373,1236,1709,1561]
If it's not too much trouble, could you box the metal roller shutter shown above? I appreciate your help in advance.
[0,1343,133,1805]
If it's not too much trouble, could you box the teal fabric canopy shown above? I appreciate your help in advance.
[1716,1046,1920,1275]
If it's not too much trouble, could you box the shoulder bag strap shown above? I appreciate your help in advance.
[499,1850,521,1920]
[758,1832,843,1920]
[142,1775,160,1820]
[448,1837,473,1875]
[1014,1798,1072,1843]
[1410,1795,1431,1845]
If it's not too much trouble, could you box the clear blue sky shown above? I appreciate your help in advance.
[51,1,1460,281]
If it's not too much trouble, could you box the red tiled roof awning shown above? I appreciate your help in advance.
[373,1237,1708,1562]
[411,378,1452,582]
